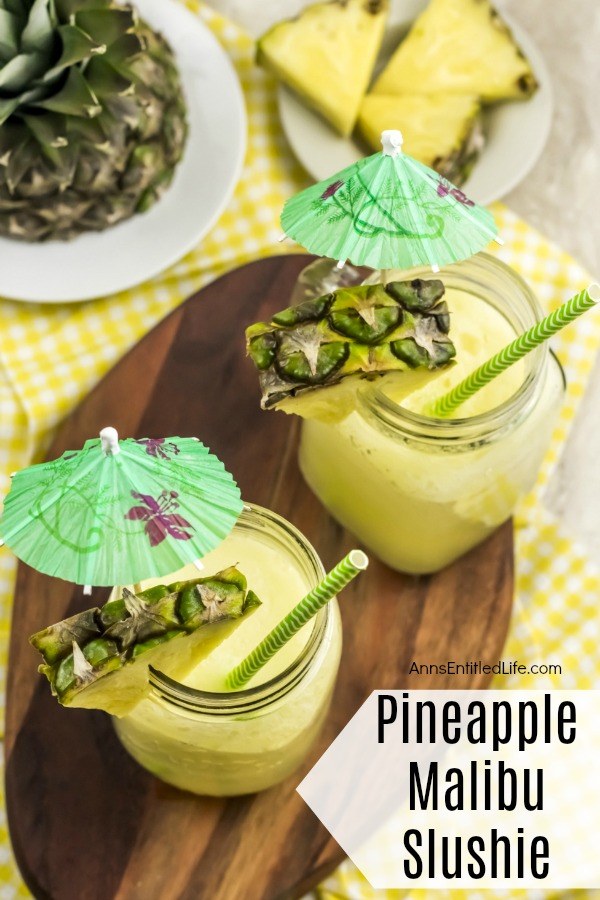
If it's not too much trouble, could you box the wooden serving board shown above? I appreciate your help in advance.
[5,256,514,900]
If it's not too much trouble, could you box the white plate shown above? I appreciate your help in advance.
[0,0,246,303]
[278,0,552,206]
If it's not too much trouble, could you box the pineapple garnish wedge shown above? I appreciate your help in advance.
[373,0,538,102]
[358,93,483,186]
[256,0,389,137]
[30,568,261,717]
[246,280,456,423]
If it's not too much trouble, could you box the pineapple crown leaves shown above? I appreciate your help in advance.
[0,0,145,162]
[0,0,187,240]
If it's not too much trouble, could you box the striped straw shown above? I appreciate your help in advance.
[226,549,369,690]
[431,284,600,418]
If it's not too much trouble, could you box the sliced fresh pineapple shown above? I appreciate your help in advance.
[246,280,456,423]
[358,92,483,185]
[274,367,452,423]
[30,568,261,717]
[373,0,538,102]
[257,0,389,137]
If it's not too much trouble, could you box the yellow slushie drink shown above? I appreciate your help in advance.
[246,254,565,575]
[300,259,564,572]
[114,504,342,795]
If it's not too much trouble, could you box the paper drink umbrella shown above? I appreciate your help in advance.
[0,428,243,587]
[281,130,499,272]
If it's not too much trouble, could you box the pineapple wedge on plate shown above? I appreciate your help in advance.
[246,279,456,423]
[373,0,538,102]
[257,0,388,137]
[358,93,483,185]
[30,567,261,717]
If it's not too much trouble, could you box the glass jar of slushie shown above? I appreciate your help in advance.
[299,254,565,574]
[113,504,342,795]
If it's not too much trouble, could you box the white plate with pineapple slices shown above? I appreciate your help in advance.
[276,0,552,206]
[0,0,246,303]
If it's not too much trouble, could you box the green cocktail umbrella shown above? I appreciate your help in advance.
[0,428,243,588]
[281,130,499,272]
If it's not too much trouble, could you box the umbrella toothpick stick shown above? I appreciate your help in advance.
[381,128,403,156]
[100,426,121,456]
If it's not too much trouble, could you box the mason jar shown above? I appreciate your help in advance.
[299,254,566,575]
[113,504,342,796]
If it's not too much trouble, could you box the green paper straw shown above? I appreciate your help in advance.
[226,549,369,690]
[431,284,600,418]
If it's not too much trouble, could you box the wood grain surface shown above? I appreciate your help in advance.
[5,255,514,900]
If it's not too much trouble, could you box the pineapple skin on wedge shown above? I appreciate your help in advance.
[246,280,456,423]
[358,92,483,185]
[30,568,261,717]
[257,0,389,136]
[373,0,538,102]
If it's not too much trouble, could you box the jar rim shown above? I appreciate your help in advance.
[361,254,565,445]
[147,502,329,715]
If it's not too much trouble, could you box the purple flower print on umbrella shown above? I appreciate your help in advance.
[320,180,344,200]
[136,438,180,459]
[436,176,475,207]
[125,490,194,547]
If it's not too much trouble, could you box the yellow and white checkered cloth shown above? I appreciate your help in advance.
[0,4,597,897]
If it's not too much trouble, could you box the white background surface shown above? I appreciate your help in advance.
[209,0,600,563]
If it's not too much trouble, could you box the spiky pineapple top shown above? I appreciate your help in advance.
[30,567,260,715]
[246,279,456,416]
[0,0,187,241]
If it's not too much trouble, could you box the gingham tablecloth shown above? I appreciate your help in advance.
[0,4,598,898]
